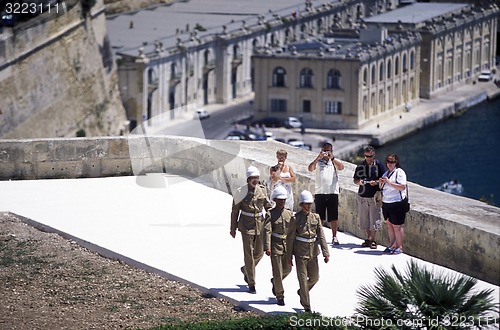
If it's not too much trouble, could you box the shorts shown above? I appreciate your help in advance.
[382,200,406,225]
[357,195,381,230]
[314,193,338,222]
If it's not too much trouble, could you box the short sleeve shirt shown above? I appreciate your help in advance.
[314,159,339,194]
[381,168,407,203]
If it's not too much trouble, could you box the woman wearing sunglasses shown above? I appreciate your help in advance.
[378,154,408,255]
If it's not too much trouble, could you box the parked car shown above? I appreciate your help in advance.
[195,109,210,119]
[284,116,302,129]
[251,117,284,128]
[274,138,286,144]
[1,11,19,27]
[478,70,493,82]
[224,135,242,141]
[288,140,312,150]
[226,129,266,141]
[264,131,274,140]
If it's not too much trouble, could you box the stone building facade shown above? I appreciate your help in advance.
[365,2,499,98]
[252,2,498,129]
[252,27,421,129]
[111,0,400,130]
[0,0,128,139]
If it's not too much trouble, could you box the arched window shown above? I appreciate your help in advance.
[371,65,376,85]
[272,67,286,87]
[170,63,177,79]
[403,53,408,72]
[270,34,276,46]
[379,62,384,82]
[285,29,292,43]
[204,50,210,65]
[252,39,259,52]
[147,68,155,84]
[363,68,368,85]
[300,24,307,39]
[327,69,342,89]
[395,56,400,75]
[410,51,415,70]
[300,68,314,88]
[387,59,392,79]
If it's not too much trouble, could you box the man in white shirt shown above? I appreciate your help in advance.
[307,142,345,245]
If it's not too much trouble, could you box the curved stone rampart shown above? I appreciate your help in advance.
[0,136,498,285]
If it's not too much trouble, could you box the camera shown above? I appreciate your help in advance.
[323,152,329,157]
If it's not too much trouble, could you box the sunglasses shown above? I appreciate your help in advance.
[364,154,374,158]
[386,160,397,164]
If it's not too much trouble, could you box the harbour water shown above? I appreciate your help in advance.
[374,97,500,206]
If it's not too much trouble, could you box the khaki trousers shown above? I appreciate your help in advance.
[295,256,319,310]
[241,232,264,286]
[270,253,292,299]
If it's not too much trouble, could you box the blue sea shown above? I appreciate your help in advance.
[374,97,500,205]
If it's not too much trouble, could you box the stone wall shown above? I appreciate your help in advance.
[0,0,127,139]
[0,136,498,285]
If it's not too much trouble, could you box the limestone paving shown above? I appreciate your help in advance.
[0,176,498,321]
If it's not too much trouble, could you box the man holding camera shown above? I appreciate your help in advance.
[308,142,344,245]
[353,145,386,249]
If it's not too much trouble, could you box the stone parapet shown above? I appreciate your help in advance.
[0,136,498,285]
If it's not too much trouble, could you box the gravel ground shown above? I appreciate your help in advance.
[0,212,257,330]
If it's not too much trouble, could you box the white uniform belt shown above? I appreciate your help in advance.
[295,236,316,243]
[240,210,264,217]
[271,232,286,239]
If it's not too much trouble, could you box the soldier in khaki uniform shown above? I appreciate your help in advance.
[287,190,330,312]
[230,166,273,294]
[263,186,295,306]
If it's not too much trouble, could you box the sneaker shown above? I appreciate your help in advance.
[240,266,248,284]
[361,239,370,247]
[271,278,276,296]
[332,237,339,245]
[248,285,256,294]
[304,308,311,313]
[370,241,377,249]
[277,298,285,306]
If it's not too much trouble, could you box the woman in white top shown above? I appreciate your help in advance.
[378,153,407,255]
[269,149,296,211]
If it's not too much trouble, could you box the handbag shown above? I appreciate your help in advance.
[396,170,410,213]
[402,196,410,213]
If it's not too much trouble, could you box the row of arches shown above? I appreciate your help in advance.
[272,67,342,89]
[362,50,416,86]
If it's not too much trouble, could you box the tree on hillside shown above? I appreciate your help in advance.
[356,260,498,329]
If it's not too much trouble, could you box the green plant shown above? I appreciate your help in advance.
[356,260,499,329]
[150,312,354,329]
[194,23,206,32]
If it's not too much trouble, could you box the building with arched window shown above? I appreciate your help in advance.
[107,0,401,130]
[364,2,498,98]
[252,1,498,129]
[253,27,421,129]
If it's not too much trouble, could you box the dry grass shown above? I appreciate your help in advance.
[0,213,257,329]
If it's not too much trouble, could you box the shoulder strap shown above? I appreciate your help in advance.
[395,169,409,201]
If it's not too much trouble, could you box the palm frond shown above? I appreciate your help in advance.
[355,260,498,328]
